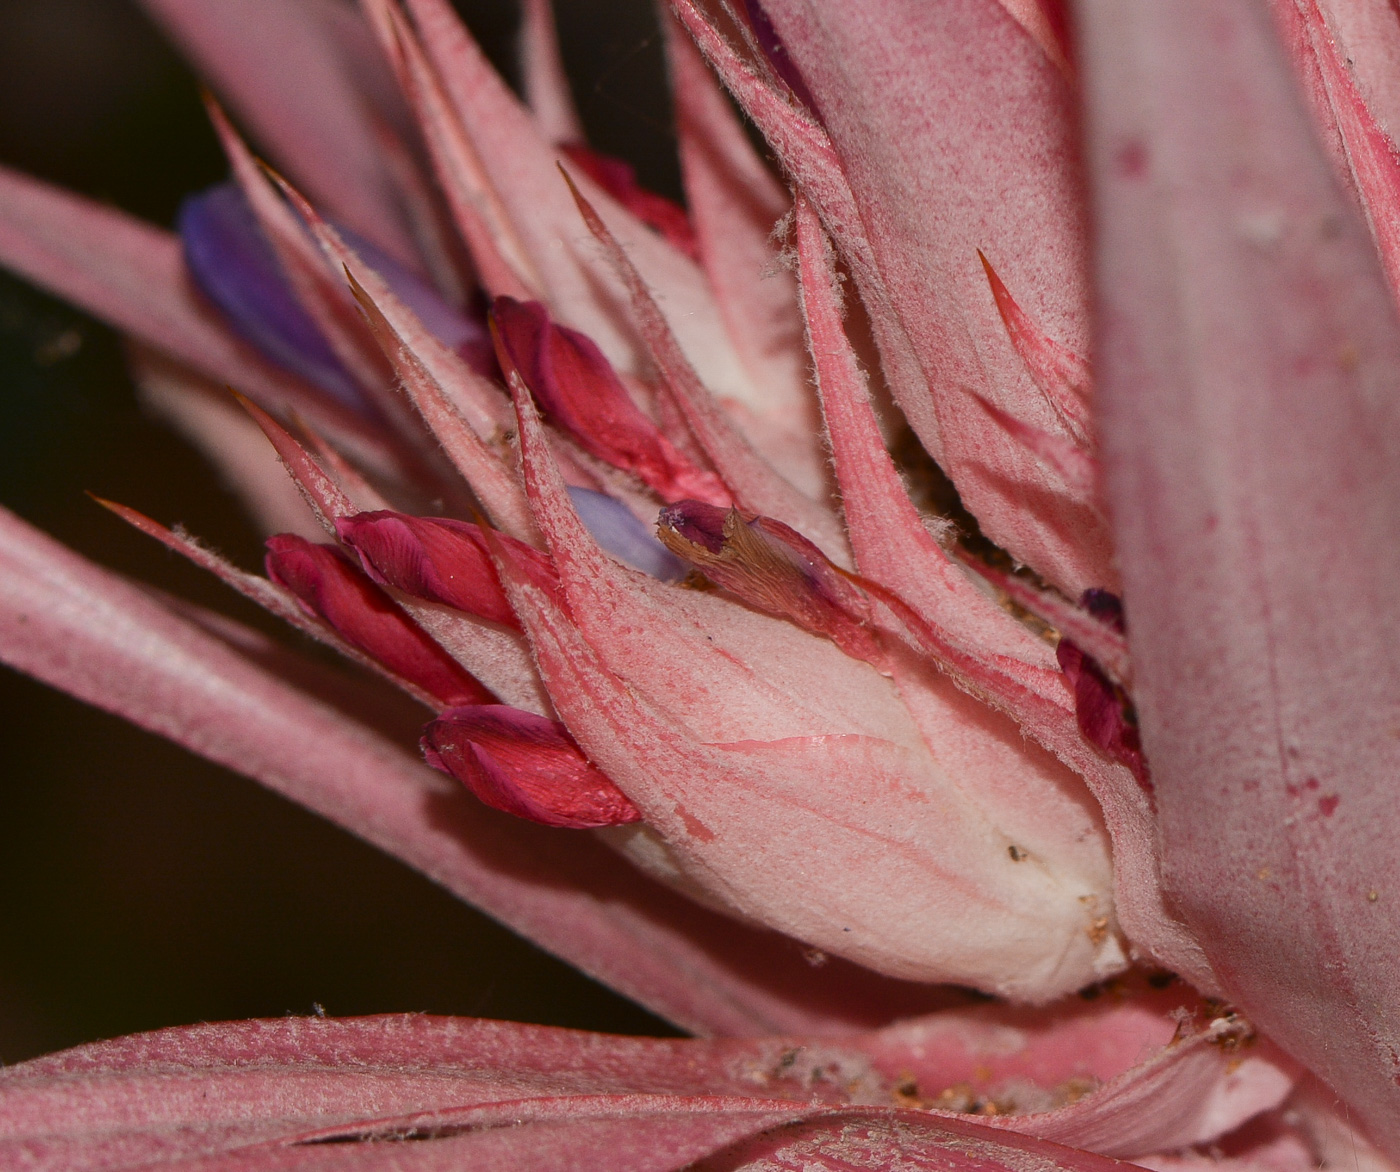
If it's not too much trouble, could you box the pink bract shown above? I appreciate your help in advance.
[0,0,1398,1166]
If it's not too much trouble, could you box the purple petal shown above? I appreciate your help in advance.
[178,181,363,407]
[567,487,686,582]
[741,0,819,111]
[336,221,497,378]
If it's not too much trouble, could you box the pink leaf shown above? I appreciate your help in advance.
[1082,0,1400,1152]
[664,19,826,500]
[138,0,420,265]
[0,981,1300,1167]
[234,392,356,532]
[1269,0,1400,305]
[209,101,396,400]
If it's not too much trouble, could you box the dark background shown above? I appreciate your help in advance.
[0,0,690,1064]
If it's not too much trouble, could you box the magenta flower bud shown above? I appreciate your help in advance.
[423,703,641,829]
[336,511,519,627]
[265,533,490,708]
[491,295,729,504]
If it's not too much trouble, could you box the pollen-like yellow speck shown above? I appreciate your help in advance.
[1256,866,1272,880]
[891,1074,921,1108]
[1368,889,1379,902]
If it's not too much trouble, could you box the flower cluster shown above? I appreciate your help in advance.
[1,0,1398,1167]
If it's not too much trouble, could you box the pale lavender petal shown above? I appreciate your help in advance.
[179,182,363,407]
[566,487,686,582]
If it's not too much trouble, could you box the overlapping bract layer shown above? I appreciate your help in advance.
[0,0,1398,1163]
[4,0,1129,1001]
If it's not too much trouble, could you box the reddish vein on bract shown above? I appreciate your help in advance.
[423,703,641,828]
[265,533,491,707]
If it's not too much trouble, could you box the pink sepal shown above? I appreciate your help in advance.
[423,704,642,828]
[492,296,726,503]
[336,511,519,627]
[265,534,491,708]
